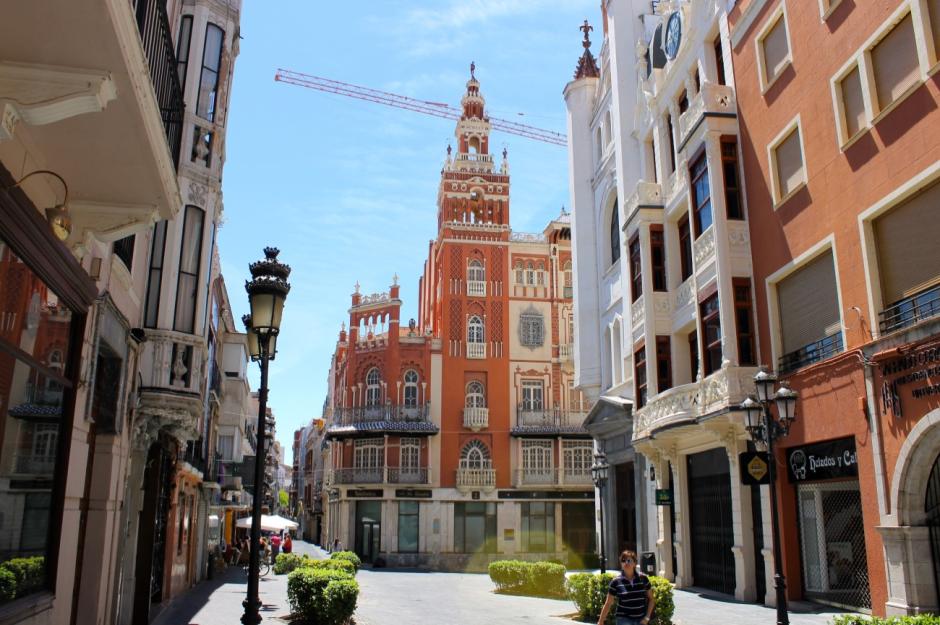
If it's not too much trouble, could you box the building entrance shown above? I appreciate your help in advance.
[929,454,940,608]
[687,448,735,595]
[355,501,381,564]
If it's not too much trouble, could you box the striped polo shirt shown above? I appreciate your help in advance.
[608,571,651,619]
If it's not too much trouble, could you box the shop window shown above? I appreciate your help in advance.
[721,140,744,220]
[144,220,168,328]
[678,215,693,281]
[651,226,666,291]
[628,233,642,301]
[656,336,672,393]
[776,250,842,373]
[690,152,713,236]
[176,15,193,94]
[522,502,555,553]
[403,370,419,407]
[870,12,920,112]
[174,206,205,333]
[197,24,225,121]
[610,201,621,265]
[734,279,757,366]
[770,123,805,204]
[700,294,722,376]
[398,501,419,553]
[454,502,497,553]
[365,368,381,406]
[757,8,792,91]
[634,345,648,408]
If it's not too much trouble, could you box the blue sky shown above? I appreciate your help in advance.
[219,0,600,463]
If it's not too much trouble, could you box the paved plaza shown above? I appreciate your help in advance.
[151,541,849,625]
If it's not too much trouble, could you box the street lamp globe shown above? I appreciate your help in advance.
[245,246,291,340]
[754,367,778,403]
[242,314,261,361]
[774,383,799,424]
[740,395,762,431]
[591,451,609,486]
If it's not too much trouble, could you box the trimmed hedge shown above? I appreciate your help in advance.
[304,558,357,576]
[566,572,674,625]
[287,567,359,625]
[274,553,310,575]
[832,618,940,625]
[487,560,567,597]
[330,551,361,570]
[0,569,15,603]
[0,557,44,603]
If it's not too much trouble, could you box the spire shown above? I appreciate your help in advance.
[574,19,600,79]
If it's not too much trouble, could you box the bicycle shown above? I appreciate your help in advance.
[243,551,272,577]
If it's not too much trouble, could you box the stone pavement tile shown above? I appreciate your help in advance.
[671,589,848,625]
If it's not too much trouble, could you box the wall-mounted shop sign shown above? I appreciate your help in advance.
[786,437,858,483]
[879,344,940,418]
[655,489,673,506]
[739,452,771,486]
[497,490,595,500]
[395,489,432,499]
[346,489,384,498]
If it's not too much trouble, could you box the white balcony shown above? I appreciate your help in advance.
[467,342,486,359]
[623,181,663,224]
[463,406,489,430]
[515,468,593,487]
[456,463,496,492]
[467,281,486,297]
[677,83,737,145]
[559,343,573,360]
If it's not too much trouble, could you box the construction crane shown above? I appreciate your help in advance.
[275,68,568,148]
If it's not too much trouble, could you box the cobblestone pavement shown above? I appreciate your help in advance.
[152,541,850,625]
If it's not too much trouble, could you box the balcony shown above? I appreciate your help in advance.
[677,83,736,146]
[778,333,845,375]
[456,462,496,493]
[467,281,486,297]
[215,460,252,491]
[1,0,184,241]
[137,330,207,441]
[512,407,589,437]
[879,285,940,335]
[453,152,494,172]
[623,181,663,225]
[463,406,489,431]
[326,403,438,439]
[387,467,431,485]
[467,343,486,359]
[632,366,758,440]
[328,466,431,485]
[14,454,55,476]
[515,468,593,487]
[559,343,573,360]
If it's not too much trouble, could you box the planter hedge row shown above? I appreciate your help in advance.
[0,557,44,604]
[832,617,940,625]
[287,567,359,625]
[488,560,567,597]
[566,572,674,625]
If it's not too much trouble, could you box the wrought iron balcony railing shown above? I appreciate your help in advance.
[456,462,496,492]
[778,332,844,375]
[331,403,432,427]
[880,284,940,335]
[514,468,593,486]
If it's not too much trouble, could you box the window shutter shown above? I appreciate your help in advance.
[778,251,840,354]
[763,17,790,84]
[874,181,940,304]
[840,67,866,138]
[775,128,804,198]
[871,13,920,110]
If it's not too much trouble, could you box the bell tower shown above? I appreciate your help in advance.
[437,63,511,231]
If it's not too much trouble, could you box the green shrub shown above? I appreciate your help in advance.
[287,567,357,625]
[274,553,308,575]
[567,572,615,624]
[649,575,675,625]
[487,560,567,596]
[530,561,566,597]
[323,578,359,624]
[302,558,357,576]
[831,617,940,625]
[330,550,361,570]
[488,560,528,592]
[0,557,44,598]
[0,568,15,603]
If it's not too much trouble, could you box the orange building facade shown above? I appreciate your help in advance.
[730,0,940,615]
[321,70,597,570]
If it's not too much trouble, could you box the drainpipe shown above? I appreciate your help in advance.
[861,348,892,520]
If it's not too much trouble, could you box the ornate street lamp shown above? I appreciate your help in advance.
[241,248,290,625]
[739,368,798,625]
[591,450,610,573]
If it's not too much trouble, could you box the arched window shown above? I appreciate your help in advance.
[595,127,603,162]
[468,259,485,283]
[526,262,536,285]
[403,370,419,407]
[468,316,484,344]
[536,263,545,286]
[515,262,524,284]
[465,381,485,407]
[563,261,572,287]
[365,367,381,406]
[460,439,491,469]
[610,199,621,264]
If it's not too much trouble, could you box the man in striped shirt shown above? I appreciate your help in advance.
[598,550,655,625]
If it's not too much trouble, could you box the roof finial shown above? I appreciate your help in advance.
[392,273,399,286]
[470,61,476,79]
[573,20,600,80]
[580,19,593,49]
[502,147,508,160]
[354,281,360,294]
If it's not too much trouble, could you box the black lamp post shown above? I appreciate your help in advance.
[740,368,798,625]
[591,450,610,573]
[241,248,290,625]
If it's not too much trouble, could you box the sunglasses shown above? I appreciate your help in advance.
[620,558,635,564]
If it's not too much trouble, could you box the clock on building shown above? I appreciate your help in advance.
[665,11,682,60]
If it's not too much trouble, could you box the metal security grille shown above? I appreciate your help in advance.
[797,481,871,611]
[687,449,736,595]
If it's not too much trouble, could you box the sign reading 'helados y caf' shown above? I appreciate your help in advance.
[786,437,858,483]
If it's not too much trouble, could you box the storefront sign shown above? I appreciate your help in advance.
[655,489,673,506]
[786,437,858,483]
[395,489,432,499]
[346,489,383,498]
[879,345,940,418]
[497,490,595,500]
[739,452,770,486]
[504,529,515,541]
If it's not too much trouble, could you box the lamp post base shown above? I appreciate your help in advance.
[774,574,789,625]
[241,597,261,625]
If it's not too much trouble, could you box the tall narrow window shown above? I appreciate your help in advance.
[650,138,659,183]
[515,262,524,284]
[870,13,920,112]
[690,152,712,236]
[688,329,699,381]
[734,279,756,366]
[759,11,791,89]
[721,140,744,220]
[400,438,420,473]
[772,125,805,202]
[714,37,726,85]
[144,220,168,328]
[398,501,419,553]
[176,15,194,94]
[113,235,136,270]
[467,259,485,283]
[700,294,722,376]
[610,201,621,264]
[197,24,225,121]
[468,316,484,344]
[678,90,689,114]
[174,206,205,333]
[521,381,544,412]
[365,368,381,406]
[635,346,648,408]
[656,336,672,393]
[403,370,419,407]
[563,261,573,298]
[838,66,866,141]
[526,262,536,285]
[666,116,677,173]
[678,215,693,281]
[650,226,666,291]
[629,234,642,301]
[465,382,486,408]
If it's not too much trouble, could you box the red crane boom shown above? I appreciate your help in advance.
[274,68,568,147]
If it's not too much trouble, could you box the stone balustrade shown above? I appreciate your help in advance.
[463,406,489,430]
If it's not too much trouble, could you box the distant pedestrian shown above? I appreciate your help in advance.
[271,532,281,558]
[283,533,293,554]
[597,550,655,625]
[332,538,341,552]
